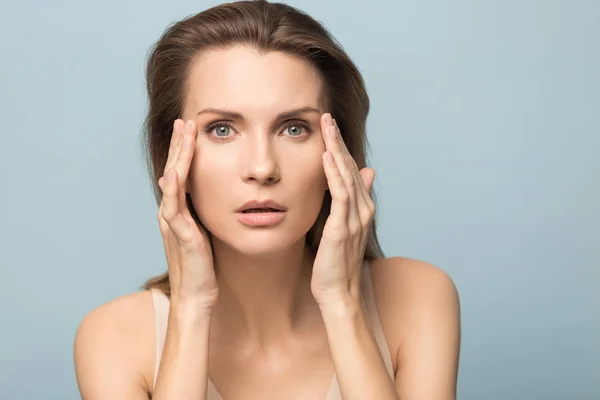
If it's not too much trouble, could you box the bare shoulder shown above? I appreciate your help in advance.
[369,256,458,305]
[74,290,156,399]
[367,257,460,373]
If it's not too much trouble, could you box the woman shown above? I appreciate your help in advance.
[74,1,460,399]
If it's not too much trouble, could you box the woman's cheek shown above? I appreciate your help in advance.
[189,153,230,216]
[303,146,327,186]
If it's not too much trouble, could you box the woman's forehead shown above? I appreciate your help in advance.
[185,45,324,113]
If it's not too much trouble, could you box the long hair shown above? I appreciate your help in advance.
[141,0,385,295]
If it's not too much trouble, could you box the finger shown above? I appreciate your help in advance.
[174,120,198,210]
[333,119,375,226]
[160,168,195,244]
[356,164,375,211]
[165,119,185,173]
[159,119,184,192]
[332,118,366,199]
[358,167,376,223]
[157,210,181,281]
[322,150,349,230]
[360,167,376,195]
[323,115,355,193]
[158,176,183,282]
[174,120,197,183]
[323,114,359,228]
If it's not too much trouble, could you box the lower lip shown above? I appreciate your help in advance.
[236,211,286,226]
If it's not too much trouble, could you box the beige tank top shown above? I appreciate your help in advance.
[151,261,395,399]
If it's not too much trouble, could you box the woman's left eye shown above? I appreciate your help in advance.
[204,122,234,139]
[283,122,311,138]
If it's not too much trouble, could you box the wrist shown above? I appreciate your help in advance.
[170,297,215,323]
[318,292,364,319]
[171,288,218,310]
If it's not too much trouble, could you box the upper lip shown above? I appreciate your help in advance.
[236,200,287,212]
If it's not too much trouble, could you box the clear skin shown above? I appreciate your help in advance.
[176,46,333,342]
[160,46,351,342]
[74,45,460,400]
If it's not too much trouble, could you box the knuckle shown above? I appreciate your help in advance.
[336,191,350,204]
[178,234,195,249]
[349,222,362,236]
[158,222,169,236]
[157,211,167,226]
[362,203,374,217]
[367,199,375,211]
[327,229,347,243]
[161,208,178,223]
[181,235,203,253]
[359,213,372,228]
[325,220,349,240]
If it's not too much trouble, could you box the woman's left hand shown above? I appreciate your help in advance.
[311,113,376,308]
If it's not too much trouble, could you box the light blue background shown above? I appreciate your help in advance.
[1,0,598,399]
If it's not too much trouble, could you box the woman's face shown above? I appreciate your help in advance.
[181,45,328,255]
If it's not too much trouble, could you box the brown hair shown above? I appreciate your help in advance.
[141,0,384,294]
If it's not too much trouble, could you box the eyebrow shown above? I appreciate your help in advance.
[195,106,322,121]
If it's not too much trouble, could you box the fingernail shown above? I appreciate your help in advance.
[324,113,333,126]
[185,119,193,130]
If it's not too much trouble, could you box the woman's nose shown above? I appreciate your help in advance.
[242,137,281,185]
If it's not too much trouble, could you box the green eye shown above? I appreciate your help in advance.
[283,121,312,138]
[214,125,231,137]
[286,125,303,136]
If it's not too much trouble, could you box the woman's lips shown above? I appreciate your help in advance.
[235,210,286,226]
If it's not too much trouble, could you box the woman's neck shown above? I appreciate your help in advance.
[209,238,321,349]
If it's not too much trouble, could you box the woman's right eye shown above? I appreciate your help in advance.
[213,125,231,137]
[205,123,233,138]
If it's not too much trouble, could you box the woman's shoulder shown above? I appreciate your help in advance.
[368,256,459,322]
[75,290,156,340]
[368,256,457,299]
[74,290,156,396]
[367,257,460,370]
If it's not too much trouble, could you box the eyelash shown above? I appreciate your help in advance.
[203,120,313,140]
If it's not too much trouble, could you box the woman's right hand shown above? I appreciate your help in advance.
[157,119,218,310]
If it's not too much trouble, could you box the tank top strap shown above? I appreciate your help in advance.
[360,260,395,377]
[150,288,170,390]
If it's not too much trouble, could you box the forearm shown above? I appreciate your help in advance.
[320,297,398,400]
[152,301,212,400]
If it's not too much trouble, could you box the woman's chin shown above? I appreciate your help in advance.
[242,238,302,256]
[214,230,306,257]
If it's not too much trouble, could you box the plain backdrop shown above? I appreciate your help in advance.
[1,0,598,399]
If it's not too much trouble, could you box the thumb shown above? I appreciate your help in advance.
[360,168,375,193]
